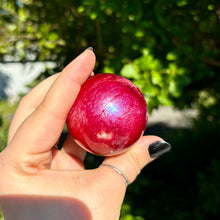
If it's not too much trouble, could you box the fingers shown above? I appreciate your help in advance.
[99,135,171,187]
[8,74,59,143]
[9,49,96,157]
[61,134,87,163]
[51,147,85,170]
[8,69,95,144]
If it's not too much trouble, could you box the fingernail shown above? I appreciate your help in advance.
[86,47,93,51]
[148,141,171,158]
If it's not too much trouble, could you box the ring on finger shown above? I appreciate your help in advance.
[101,164,130,187]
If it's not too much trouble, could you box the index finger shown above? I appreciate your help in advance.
[9,49,96,156]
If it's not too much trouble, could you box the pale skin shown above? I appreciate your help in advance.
[0,49,164,220]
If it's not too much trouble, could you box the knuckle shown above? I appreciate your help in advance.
[18,94,33,110]
[127,151,142,177]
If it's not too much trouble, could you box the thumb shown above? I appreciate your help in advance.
[100,135,171,186]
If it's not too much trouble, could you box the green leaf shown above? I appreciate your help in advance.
[7,24,17,32]
[151,70,163,86]
[169,81,181,97]
[135,29,144,38]
[158,89,173,106]
[103,66,114,73]
[120,63,140,79]
[90,12,97,20]
[167,63,178,75]
[142,81,159,97]
[48,32,59,41]
[77,6,85,13]
[166,51,178,61]
[18,8,27,22]
[40,23,51,34]
[44,41,56,49]
[177,0,188,7]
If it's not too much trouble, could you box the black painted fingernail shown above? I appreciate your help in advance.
[86,47,93,51]
[148,141,172,158]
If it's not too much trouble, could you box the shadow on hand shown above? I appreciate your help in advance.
[0,195,92,220]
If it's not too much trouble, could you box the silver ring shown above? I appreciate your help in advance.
[102,164,130,187]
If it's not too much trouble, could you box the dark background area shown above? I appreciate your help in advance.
[83,120,220,219]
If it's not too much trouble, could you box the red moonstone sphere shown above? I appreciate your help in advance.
[66,73,148,156]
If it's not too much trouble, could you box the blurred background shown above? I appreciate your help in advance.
[0,0,220,219]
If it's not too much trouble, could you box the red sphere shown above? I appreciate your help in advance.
[66,73,148,156]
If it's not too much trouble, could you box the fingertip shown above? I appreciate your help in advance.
[85,47,94,52]
[84,47,96,60]
[101,135,171,185]
[130,135,171,161]
[62,48,96,85]
[61,134,87,163]
[148,140,172,159]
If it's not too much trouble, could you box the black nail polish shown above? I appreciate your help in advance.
[86,47,93,51]
[148,141,171,158]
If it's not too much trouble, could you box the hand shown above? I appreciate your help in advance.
[0,49,171,220]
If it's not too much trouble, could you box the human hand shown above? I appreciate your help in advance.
[0,49,171,220]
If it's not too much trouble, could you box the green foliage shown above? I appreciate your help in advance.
[0,210,3,220]
[1,0,219,112]
[120,49,191,113]
[0,100,17,151]
[120,203,145,220]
